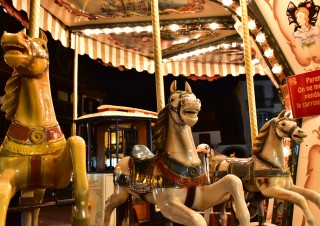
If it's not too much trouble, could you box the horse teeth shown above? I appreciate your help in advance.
[6,50,22,55]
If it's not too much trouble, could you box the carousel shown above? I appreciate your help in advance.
[0,0,320,226]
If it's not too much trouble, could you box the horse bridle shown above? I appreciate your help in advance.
[272,117,297,139]
[169,91,188,122]
[29,39,49,60]
[26,38,50,75]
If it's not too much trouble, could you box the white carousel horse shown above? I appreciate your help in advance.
[0,30,89,226]
[104,81,250,226]
[212,110,320,226]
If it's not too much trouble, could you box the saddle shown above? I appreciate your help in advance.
[214,157,257,191]
[127,145,206,193]
[128,145,156,193]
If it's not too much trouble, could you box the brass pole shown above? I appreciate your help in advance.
[151,0,165,112]
[28,0,41,38]
[22,1,41,225]
[72,33,79,136]
[240,0,258,146]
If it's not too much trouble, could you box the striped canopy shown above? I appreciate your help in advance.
[1,0,271,79]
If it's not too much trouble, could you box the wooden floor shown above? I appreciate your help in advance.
[38,206,72,226]
[6,206,72,226]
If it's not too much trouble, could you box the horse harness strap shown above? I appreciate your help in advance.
[272,118,297,138]
[214,155,290,191]
[254,154,290,177]
[1,122,66,156]
[7,122,64,144]
[156,154,207,188]
[185,186,196,208]
[121,152,206,194]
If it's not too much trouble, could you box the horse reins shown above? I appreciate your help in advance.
[272,118,297,139]
[169,91,187,122]
[255,154,284,170]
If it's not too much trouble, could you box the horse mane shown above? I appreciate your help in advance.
[251,119,273,155]
[152,104,170,155]
[1,72,21,121]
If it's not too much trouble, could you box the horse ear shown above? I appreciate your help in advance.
[284,110,292,118]
[170,81,177,93]
[39,30,48,43]
[185,82,192,93]
[278,110,286,118]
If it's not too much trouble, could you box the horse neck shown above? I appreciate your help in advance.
[14,69,58,127]
[257,129,285,168]
[164,116,200,164]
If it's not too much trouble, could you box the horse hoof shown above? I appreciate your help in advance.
[71,217,90,226]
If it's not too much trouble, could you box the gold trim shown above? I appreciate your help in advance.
[29,130,46,144]
[0,136,66,156]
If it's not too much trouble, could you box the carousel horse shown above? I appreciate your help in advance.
[212,110,320,226]
[104,81,250,226]
[0,30,89,226]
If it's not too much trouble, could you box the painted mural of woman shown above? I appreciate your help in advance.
[287,0,320,47]
[274,0,320,67]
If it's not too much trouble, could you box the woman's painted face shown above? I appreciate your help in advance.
[296,11,307,26]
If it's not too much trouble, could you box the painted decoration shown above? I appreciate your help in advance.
[256,0,320,74]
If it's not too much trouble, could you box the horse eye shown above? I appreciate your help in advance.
[281,122,286,126]
[170,97,174,102]
[41,44,46,49]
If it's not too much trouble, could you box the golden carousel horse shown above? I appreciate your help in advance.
[212,110,320,226]
[0,30,89,226]
[104,81,250,226]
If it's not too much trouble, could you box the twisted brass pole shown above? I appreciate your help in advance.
[28,0,41,38]
[240,0,258,146]
[22,1,42,225]
[151,0,165,112]
[72,33,79,136]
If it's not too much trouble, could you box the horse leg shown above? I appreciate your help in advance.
[104,187,130,226]
[21,189,45,226]
[157,197,207,226]
[291,185,320,226]
[197,175,250,226]
[32,189,45,226]
[0,169,16,226]
[257,200,265,226]
[291,185,320,209]
[222,175,250,226]
[219,203,227,226]
[261,187,316,226]
[66,136,90,226]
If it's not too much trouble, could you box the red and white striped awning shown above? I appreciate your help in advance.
[9,0,268,78]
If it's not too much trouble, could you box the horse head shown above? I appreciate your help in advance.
[1,29,49,76]
[272,110,307,144]
[168,81,201,127]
